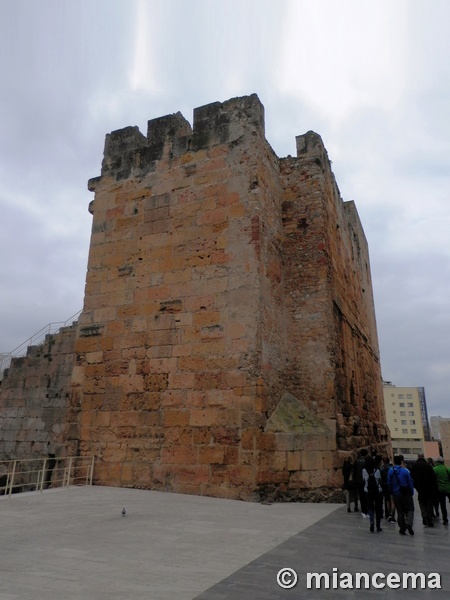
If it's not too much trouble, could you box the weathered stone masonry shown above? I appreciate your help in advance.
[0,324,77,459]
[0,94,390,500]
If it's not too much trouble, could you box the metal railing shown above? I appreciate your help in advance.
[0,309,82,377]
[0,455,94,497]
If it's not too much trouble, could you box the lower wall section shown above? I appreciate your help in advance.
[76,391,345,502]
[0,336,387,502]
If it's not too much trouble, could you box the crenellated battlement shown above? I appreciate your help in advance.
[89,94,266,187]
[192,93,265,150]
[295,130,329,166]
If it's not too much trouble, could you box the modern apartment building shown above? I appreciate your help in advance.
[383,382,430,461]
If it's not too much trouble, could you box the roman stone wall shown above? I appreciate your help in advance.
[0,323,77,460]
[72,96,284,497]
[279,132,387,453]
[0,94,390,501]
[70,94,389,500]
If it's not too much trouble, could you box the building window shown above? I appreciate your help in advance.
[401,420,407,425]
[402,429,408,434]
[410,420,415,425]
[409,411,414,416]
[400,411,406,416]
[407,395,413,399]
[394,428,398,432]
[399,402,405,407]
[411,429,417,434]
[394,419,398,422]
[407,401,413,406]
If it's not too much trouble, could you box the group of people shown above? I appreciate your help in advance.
[342,449,450,536]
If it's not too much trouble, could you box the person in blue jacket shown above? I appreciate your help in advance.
[387,454,415,536]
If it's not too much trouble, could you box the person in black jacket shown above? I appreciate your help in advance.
[353,449,369,518]
[363,455,384,532]
[379,456,396,522]
[410,453,438,527]
[342,457,358,513]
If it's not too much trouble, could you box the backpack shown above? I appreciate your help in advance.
[379,464,389,485]
[393,469,411,496]
[367,472,378,496]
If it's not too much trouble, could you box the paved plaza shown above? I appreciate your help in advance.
[1,486,449,599]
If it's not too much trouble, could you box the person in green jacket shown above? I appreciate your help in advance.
[433,457,450,525]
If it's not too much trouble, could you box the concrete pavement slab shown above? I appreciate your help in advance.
[4,486,448,599]
[195,501,450,599]
[0,486,338,600]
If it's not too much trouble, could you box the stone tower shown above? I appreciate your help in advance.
[42,94,389,500]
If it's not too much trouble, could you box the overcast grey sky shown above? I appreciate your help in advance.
[1,0,449,417]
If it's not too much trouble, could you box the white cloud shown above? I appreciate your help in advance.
[276,0,409,121]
